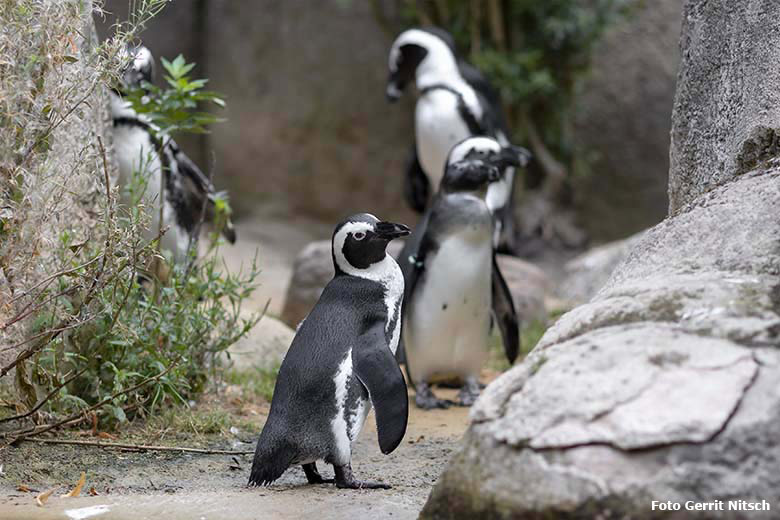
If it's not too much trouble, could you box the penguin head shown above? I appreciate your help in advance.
[332,214,411,274]
[445,136,532,186]
[441,158,501,195]
[387,27,458,102]
[118,44,154,91]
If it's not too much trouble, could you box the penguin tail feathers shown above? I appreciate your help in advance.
[248,435,296,487]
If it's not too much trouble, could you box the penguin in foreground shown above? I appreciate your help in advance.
[249,214,410,489]
[110,45,236,264]
[399,137,526,409]
[386,27,525,253]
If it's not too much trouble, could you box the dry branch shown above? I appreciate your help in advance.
[17,437,254,456]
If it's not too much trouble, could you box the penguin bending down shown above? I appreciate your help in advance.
[110,45,236,264]
[249,214,410,489]
[387,27,529,253]
[398,137,523,409]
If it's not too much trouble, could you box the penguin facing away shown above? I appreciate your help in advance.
[249,214,410,489]
[386,27,526,253]
[110,45,236,264]
[398,137,525,410]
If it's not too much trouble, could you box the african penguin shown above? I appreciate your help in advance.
[249,214,410,489]
[386,27,528,253]
[398,137,524,409]
[110,45,236,265]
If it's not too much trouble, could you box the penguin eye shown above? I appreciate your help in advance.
[353,232,366,241]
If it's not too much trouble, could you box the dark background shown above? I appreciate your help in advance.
[96,0,682,243]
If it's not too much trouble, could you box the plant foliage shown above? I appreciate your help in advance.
[0,2,258,433]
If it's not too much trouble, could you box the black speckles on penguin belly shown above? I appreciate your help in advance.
[344,376,368,441]
[441,303,448,311]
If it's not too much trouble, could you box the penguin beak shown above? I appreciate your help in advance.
[487,166,502,183]
[375,221,411,240]
[502,146,533,168]
[386,73,403,102]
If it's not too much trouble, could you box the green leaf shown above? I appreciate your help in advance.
[112,405,127,423]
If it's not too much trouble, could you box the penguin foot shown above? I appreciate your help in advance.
[414,382,453,410]
[302,462,334,484]
[455,376,481,407]
[334,464,390,490]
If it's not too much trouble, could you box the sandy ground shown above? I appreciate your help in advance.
[0,388,471,520]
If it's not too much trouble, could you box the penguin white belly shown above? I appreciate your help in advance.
[113,125,188,262]
[406,232,492,383]
[331,351,372,466]
[415,91,471,190]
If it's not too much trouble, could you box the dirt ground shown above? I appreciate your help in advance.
[0,387,471,520]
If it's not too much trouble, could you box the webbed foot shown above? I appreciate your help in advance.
[414,381,453,409]
[455,376,481,407]
[303,462,334,484]
[333,464,390,489]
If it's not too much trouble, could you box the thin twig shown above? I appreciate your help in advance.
[16,437,254,455]
[0,367,88,424]
[3,359,179,442]
[1,285,81,332]
[7,255,102,307]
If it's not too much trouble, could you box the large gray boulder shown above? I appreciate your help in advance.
[223,314,295,371]
[558,231,646,305]
[422,0,780,517]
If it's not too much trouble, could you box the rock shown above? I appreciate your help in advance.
[422,167,780,520]
[558,231,646,305]
[495,255,552,324]
[224,315,295,371]
[572,0,682,241]
[281,240,553,328]
[669,0,780,212]
[280,240,404,328]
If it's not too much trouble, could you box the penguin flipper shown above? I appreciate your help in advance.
[403,144,430,213]
[491,253,520,364]
[170,141,237,243]
[352,327,408,454]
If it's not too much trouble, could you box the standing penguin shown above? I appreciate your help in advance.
[399,137,527,409]
[249,214,410,489]
[386,27,523,253]
[110,45,236,264]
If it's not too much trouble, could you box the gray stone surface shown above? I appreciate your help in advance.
[669,0,780,213]
[279,239,400,328]
[573,0,682,241]
[280,240,552,328]
[223,314,295,371]
[422,167,780,520]
[495,255,552,325]
[558,231,646,305]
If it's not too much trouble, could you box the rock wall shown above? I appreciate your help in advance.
[669,0,780,212]
[421,0,780,517]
